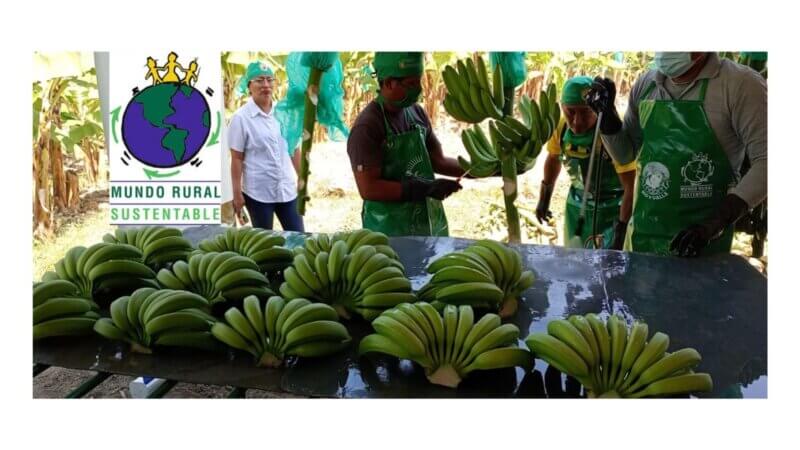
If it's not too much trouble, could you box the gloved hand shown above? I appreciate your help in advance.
[585,77,623,135]
[670,194,750,257]
[610,219,628,250]
[536,182,554,224]
[401,175,462,202]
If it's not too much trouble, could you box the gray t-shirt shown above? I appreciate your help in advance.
[601,53,767,207]
[347,101,441,172]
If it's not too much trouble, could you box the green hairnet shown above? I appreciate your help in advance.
[237,61,274,96]
[561,76,593,106]
[373,52,424,80]
[739,51,767,61]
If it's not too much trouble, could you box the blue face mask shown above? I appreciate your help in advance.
[654,52,696,78]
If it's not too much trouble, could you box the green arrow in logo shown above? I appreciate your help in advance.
[144,168,180,179]
[206,111,221,147]
[110,106,121,144]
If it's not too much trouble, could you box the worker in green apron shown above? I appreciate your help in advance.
[586,52,767,257]
[346,52,465,237]
[535,76,636,250]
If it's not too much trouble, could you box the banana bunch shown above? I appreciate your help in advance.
[211,295,351,367]
[293,229,401,263]
[359,303,532,388]
[156,252,275,308]
[195,227,294,275]
[33,280,100,340]
[417,240,534,318]
[442,56,505,124]
[525,314,714,398]
[281,240,415,321]
[458,84,562,177]
[103,226,193,270]
[51,243,159,303]
[456,125,500,177]
[93,287,219,353]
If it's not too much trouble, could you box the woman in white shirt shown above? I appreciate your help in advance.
[228,61,304,231]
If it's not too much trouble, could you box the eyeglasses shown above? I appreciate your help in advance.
[251,77,275,85]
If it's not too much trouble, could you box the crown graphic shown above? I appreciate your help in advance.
[145,52,199,86]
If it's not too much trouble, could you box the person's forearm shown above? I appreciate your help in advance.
[731,159,766,208]
[358,179,403,202]
[291,148,301,174]
[231,157,243,196]
[600,86,642,166]
[433,156,466,177]
[618,170,636,223]
[543,154,562,186]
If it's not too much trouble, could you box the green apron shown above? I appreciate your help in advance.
[626,79,736,256]
[361,100,449,237]
[560,127,625,249]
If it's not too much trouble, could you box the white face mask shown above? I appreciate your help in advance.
[654,52,696,78]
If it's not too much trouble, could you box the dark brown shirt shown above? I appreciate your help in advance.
[347,101,442,171]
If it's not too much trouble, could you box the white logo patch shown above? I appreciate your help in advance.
[680,153,715,199]
[641,162,670,200]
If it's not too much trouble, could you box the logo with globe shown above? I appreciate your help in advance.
[118,52,219,173]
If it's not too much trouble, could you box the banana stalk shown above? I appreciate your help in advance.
[297,67,324,216]
[500,86,521,244]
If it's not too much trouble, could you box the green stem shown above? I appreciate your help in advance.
[500,86,520,244]
[498,296,518,318]
[130,342,152,354]
[297,67,324,216]
[257,351,283,368]
[426,365,462,388]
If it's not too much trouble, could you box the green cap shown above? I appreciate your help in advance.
[373,52,424,80]
[238,61,274,96]
[740,51,767,61]
[561,76,594,106]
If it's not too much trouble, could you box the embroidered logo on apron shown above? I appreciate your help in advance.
[680,153,715,199]
[641,162,670,200]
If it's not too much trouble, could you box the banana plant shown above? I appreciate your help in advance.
[284,52,345,216]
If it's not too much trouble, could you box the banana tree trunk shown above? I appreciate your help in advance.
[297,67,324,216]
[33,130,53,238]
[501,86,521,243]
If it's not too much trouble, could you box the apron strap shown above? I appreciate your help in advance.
[697,78,709,102]
[640,81,657,102]
[375,97,395,137]
[639,78,709,103]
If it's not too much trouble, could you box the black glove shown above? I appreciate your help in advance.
[585,77,623,135]
[669,194,750,257]
[536,182,554,224]
[401,175,462,202]
[610,219,628,250]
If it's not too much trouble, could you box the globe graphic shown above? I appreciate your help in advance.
[121,83,211,168]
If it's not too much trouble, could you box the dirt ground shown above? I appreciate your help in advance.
[32,120,767,398]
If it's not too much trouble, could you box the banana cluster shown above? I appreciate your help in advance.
[33,280,100,340]
[293,229,400,263]
[103,227,193,270]
[49,243,159,304]
[211,296,351,367]
[195,227,294,275]
[442,56,505,124]
[525,314,714,398]
[94,287,218,353]
[458,84,562,178]
[156,252,275,308]
[281,240,414,321]
[418,240,534,318]
[359,303,532,388]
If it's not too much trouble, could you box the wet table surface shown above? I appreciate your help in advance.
[35,226,767,398]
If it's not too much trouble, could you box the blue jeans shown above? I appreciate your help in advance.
[243,193,305,232]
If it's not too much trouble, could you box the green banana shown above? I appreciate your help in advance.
[34,317,96,340]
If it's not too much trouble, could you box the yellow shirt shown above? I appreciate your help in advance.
[546,119,636,174]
